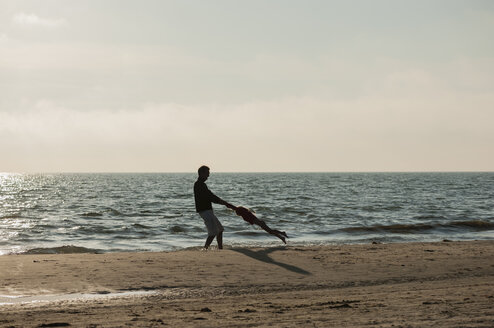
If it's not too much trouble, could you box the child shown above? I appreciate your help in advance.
[227,205,288,244]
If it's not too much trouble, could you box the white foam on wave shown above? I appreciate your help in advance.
[0,290,158,306]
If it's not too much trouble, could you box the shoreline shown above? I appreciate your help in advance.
[3,235,494,257]
[1,240,493,327]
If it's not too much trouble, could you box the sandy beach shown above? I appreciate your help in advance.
[0,240,493,327]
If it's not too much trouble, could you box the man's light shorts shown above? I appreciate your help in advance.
[199,210,224,236]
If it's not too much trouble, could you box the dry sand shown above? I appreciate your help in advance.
[0,240,493,327]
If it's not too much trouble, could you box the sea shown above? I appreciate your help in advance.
[1,172,493,255]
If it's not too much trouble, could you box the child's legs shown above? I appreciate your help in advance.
[255,219,276,234]
[255,220,287,241]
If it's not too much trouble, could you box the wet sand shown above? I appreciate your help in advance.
[0,240,493,327]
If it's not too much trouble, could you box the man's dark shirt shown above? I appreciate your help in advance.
[194,179,223,212]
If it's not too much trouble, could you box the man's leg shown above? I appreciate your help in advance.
[204,235,215,249]
[216,231,223,249]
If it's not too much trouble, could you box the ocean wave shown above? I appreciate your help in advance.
[414,215,447,221]
[78,226,117,234]
[281,208,309,215]
[452,219,494,229]
[360,205,403,212]
[162,213,181,219]
[169,225,186,233]
[108,208,124,216]
[22,245,101,254]
[140,210,159,214]
[81,212,103,217]
[80,208,124,217]
[132,223,151,229]
[0,213,23,220]
[340,219,494,234]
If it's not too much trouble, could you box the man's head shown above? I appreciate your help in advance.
[198,165,210,181]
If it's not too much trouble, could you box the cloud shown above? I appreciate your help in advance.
[1,91,493,173]
[0,34,8,42]
[12,13,66,28]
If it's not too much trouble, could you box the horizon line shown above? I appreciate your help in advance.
[2,170,494,175]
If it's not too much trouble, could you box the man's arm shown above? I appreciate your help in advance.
[208,189,233,208]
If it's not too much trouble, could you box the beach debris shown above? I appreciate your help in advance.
[200,307,212,312]
[330,303,352,309]
[289,299,360,310]
[37,323,71,327]
[238,308,257,313]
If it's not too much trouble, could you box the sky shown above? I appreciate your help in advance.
[1,0,493,172]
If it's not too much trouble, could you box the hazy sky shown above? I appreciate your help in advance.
[1,0,493,172]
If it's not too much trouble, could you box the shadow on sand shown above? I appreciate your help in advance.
[232,247,311,275]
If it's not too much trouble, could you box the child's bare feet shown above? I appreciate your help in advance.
[275,233,286,244]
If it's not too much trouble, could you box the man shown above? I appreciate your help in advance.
[194,165,233,250]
